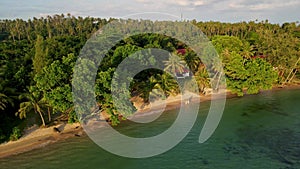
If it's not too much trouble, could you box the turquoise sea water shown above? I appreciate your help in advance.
[1,89,300,169]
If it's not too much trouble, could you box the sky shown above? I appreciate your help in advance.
[0,0,299,23]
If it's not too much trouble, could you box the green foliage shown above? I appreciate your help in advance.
[213,36,278,96]
[16,89,48,126]
[0,93,9,110]
[154,73,179,97]
[134,76,157,102]
[244,58,278,94]
[212,35,245,54]
[164,53,186,74]
[32,35,46,74]
[0,15,107,142]
[194,65,210,93]
[0,16,299,142]
[68,111,78,123]
[72,58,98,121]
[222,52,247,96]
[34,54,76,121]
[9,127,21,141]
[182,49,201,72]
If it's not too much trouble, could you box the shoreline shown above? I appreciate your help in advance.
[1,84,300,159]
[0,123,84,159]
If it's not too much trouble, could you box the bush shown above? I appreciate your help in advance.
[68,111,78,123]
[9,127,22,141]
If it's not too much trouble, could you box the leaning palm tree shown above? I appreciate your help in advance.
[16,92,47,127]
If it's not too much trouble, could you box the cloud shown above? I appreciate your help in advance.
[227,0,300,11]
[0,0,299,23]
[135,0,152,3]
[135,0,207,7]
[204,0,300,23]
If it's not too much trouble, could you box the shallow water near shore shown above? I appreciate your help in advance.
[1,89,300,169]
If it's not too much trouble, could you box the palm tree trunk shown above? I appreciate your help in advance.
[35,109,46,127]
[48,107,51,122]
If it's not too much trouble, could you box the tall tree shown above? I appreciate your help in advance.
[34,53,77,122]
[32,35,46,74]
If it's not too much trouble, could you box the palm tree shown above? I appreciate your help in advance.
[0,85,16,111]
[135,76,157,103]
[194,64,210,93]
[163,53,186,75]
[0,93,8,110]
[154,73,179,97]
[240,43,254,59]
[183,49,201,72]
[16,92,47,127]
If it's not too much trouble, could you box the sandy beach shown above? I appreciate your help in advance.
[0,84,299,159]
[0,123,84,158]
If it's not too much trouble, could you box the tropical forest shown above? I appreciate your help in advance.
[0,14,299,145]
